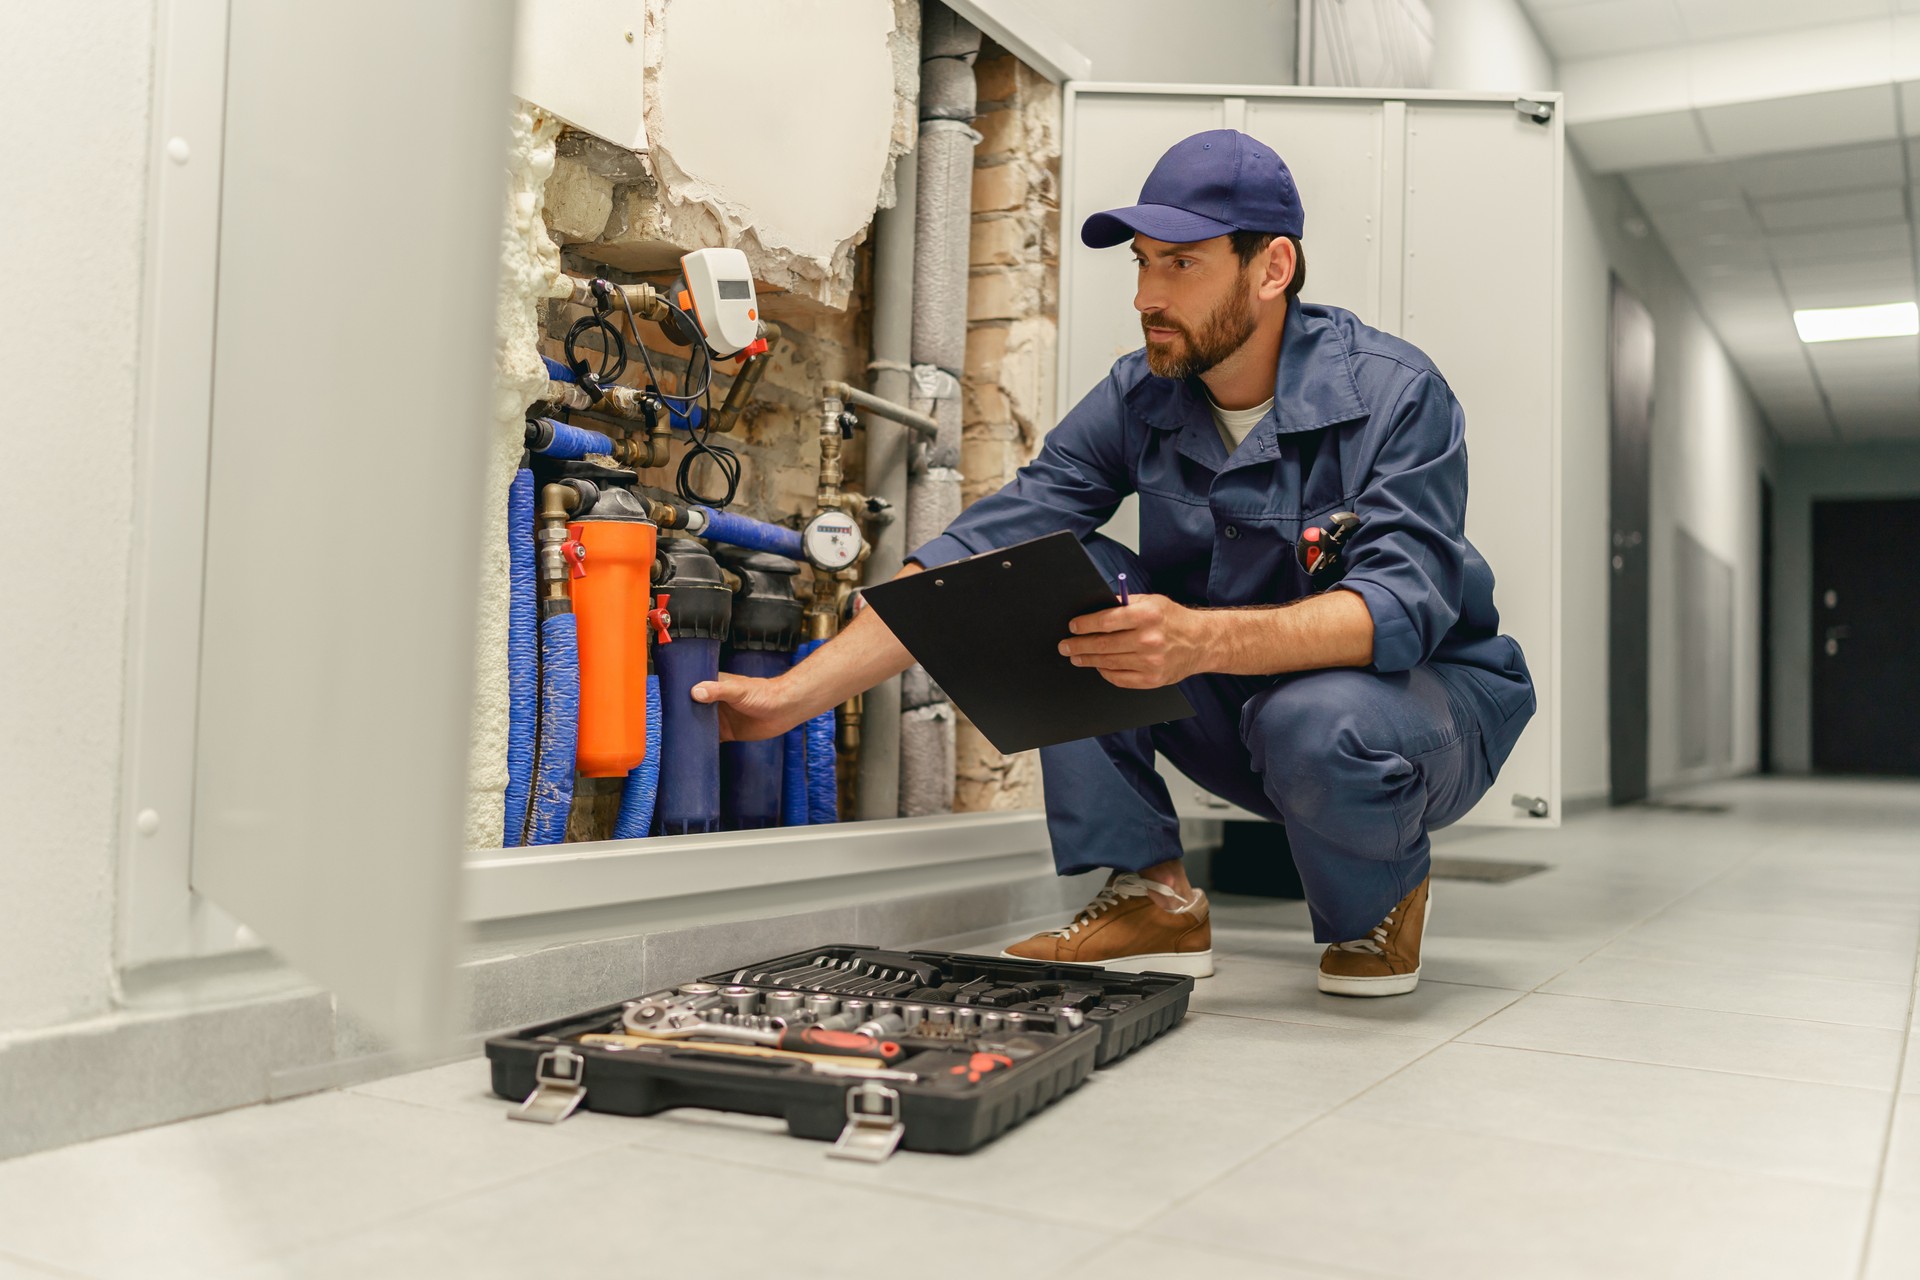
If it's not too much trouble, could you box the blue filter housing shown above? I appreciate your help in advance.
[717,549,804,830]
[720,650,788,828]
[652,539,732,836]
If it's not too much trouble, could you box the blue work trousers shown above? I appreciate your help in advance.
[1041,537,1505,943]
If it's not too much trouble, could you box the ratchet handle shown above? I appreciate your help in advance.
[776,1027,904,1063]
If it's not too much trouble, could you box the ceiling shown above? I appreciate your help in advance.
[1522,0,1913,60]
[1518,0,1920,443]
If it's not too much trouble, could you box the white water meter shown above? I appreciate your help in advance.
[802,510,864,572]
[677,247,761,358]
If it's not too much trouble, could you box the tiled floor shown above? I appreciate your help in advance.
[2,777,1917,1279]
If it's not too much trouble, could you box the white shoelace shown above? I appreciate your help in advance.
[1331,909,1395,955]
[1043,874,1188,938]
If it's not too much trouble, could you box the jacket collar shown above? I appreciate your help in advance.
[1125,302,1372,467]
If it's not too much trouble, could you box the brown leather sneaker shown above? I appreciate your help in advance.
[1318,878,1431,997]
[1002,873,1214,977]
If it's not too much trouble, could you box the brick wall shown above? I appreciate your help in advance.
[955,43,1062,813]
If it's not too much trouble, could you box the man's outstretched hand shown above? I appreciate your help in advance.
[690,672,806,742]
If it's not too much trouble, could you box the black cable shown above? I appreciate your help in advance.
[564,312,625,390]
[618,287,714,409]
[675,376,742,508]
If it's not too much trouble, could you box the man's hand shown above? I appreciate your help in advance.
[1058,594,1211,689]
[690,672,808,743]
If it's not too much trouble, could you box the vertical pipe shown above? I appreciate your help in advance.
[504,467,537,845]
[858,136,917,821]
[901,1,978,818]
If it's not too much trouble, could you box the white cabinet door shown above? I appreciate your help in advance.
[1060,86,1562,828]
[190,0,516,1048]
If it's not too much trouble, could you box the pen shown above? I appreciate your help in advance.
[1117,572,1129,607]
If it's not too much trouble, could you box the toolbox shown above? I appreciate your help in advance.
[486,944,1193,1160]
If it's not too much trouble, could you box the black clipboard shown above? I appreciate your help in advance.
[861,531,1196,754]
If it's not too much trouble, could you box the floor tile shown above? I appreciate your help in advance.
[1192,953,1523,1039]
[1882,1095,1920,1196]
[1460,992,1906,1090]
[0,1254,70,1280]
[1338,1041,1891,1187]
[1057,1234,1384,1280]
[1626,903,1920,957]
[1144,1116,1872,1280]
[1862,1192,1920,1280]
[1675,881,1920,929]
[1598,917,1917,983]
[224,1144,1108,1280]
[0,1089,632,1280]
[1542,953,1913,1029]
[590,1012,1430,1222]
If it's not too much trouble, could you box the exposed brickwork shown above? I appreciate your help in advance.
[954,42,1061,814]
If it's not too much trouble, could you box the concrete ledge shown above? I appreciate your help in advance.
[0,858,1086,1161]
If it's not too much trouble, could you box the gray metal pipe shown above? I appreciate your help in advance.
[856,143,918,823]
[820,381,939,440]
[900,0,979,819]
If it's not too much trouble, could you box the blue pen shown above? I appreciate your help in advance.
[1117,572,1130,606]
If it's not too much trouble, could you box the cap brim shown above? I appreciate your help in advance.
[1081,203,1238,249]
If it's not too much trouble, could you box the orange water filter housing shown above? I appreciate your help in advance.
[565,517,659,776]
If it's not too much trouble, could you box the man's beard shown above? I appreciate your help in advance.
[1141,282,1258,379]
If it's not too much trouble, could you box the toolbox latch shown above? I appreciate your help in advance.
[509,1047,587,1125]
[828,1081,905,1163]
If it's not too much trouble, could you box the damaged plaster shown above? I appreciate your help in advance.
[553,0,919,308]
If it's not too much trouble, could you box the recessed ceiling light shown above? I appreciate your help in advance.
[1793,301,1919,343]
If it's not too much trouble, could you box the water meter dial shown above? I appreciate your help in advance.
[802,510,864,572]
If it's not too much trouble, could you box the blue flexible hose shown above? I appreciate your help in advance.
[527,613,580,845]
[503,469,537,846]
[530,418,613,459]
[542,355,576,383]
[795,638,838,825]
[613,673,661,839]
[782,721,809,826]
[697,506,804,560]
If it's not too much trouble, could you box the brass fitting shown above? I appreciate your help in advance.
[536,483,582,613]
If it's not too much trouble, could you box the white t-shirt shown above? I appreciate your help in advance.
[1209,394,1274,453]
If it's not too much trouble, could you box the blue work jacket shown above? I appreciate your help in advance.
[909,300,1535,757]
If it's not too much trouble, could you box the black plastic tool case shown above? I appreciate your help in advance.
[486,945,1193,1155]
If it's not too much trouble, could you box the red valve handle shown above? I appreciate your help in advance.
[562,539,588,579]
[648,592,673,644]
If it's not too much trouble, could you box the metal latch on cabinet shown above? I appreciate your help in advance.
[827,1081,905,1163]
[1514,98,1553,125]
[508,1047,588,1124]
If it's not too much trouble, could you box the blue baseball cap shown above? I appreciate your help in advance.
[1081,129,1304,248]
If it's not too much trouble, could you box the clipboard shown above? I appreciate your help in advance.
[860,531,1196,754]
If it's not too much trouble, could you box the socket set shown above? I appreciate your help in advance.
[486,945,1193,1158]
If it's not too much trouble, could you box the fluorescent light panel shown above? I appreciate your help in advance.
[1794,301,1919,343]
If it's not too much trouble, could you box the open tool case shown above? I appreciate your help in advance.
[486,945,1192,1160]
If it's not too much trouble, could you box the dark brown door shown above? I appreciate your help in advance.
[1811,498,1920,775]
[1608,276,1655,804]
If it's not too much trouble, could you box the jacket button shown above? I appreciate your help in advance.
[1223,524,1239,539]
